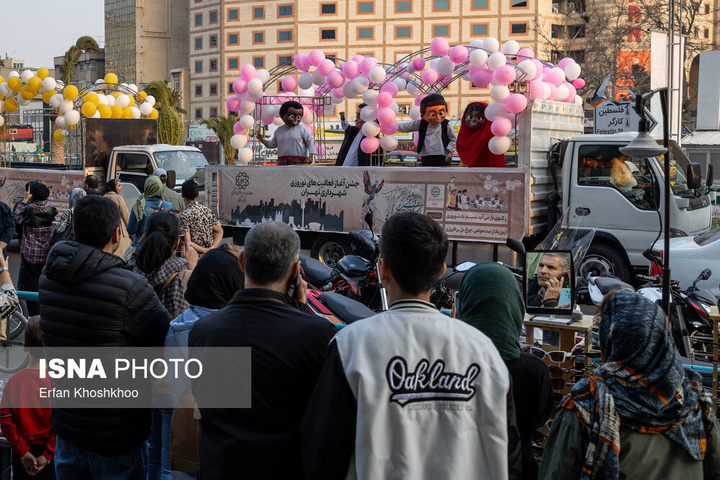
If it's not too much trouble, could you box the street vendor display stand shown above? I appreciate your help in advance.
[710,306,720,411]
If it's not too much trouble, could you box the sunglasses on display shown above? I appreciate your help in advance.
[521,345,568,363]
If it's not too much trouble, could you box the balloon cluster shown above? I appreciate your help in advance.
[227,37,584,159]
[0,70,159,143]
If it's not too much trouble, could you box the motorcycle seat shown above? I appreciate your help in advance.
[300,255,334,285]
[319,292,375,324]
[594,276,635,294]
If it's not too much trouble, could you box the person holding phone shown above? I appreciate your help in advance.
[528,253,571,309]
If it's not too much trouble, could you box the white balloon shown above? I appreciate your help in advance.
[352,76,369,94]
[261,104,276,118]
[230,134,248,149]
[55,116,66,128]
[140,102,153,115]
[487,52,507,71]
[485,102,508,121]
[541,83,551,100]
[19,99,31,106]
[50,93,63,108]
[574,95,583,105]
[502,40,520,55]
[0,83,9,97]
[60,100,74,113]
[298,87,315,97]
[490,85,510,102]
[565,62,581,81]
[95,78,104,85]
[273,117,285,125]
[256,69,270,83]
[247,78,263,95]
[551,67,566,82]
[302,111,314,124]
[362,122,381,137]
[331,95,344,104]
[125,84,137,93]
[116,94,130,108]
[368,66,386,84]
[240,114,255,129]
[361,106,378,122]
[409,106,421,120]
[437,56,455,75]
[469,39,484,48]
[42,77,57,91]
[0,116,4,127]
[8,71,19,78]
[65,110,81,126]
[247,89,264,100]
[21,70,34,82]
[462,72,472,82]
[362,89,379,105]
[311,70,327,86]
[298,72,313,90]
[483,37,500,52]
[238,148,253,164]
[56,80,64,88]
[343,82,357,99]
[145,95,156,107]
[428,58,439,71]
[469,49,488,67]
[241,100,255,113]
[393,77,407,91]
[489,136,511,155]
[61,129,68,137]
[106,95,116,107]
[131,106,141,118]
[389,101,399,114]
[556,84,570,101]
[407,82,421,96]
[0,102,3,114]
[92,111,101,118]
[380,135,399,151]
[518,60,537,81]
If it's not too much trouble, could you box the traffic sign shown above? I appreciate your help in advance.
[594,101,657,135]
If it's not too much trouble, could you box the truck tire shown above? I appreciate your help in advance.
[578,243,632,284]
[310,235,351,269]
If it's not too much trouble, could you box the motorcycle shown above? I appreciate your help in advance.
[304,288,376,327]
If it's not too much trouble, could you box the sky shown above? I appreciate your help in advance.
[0,1,105,69]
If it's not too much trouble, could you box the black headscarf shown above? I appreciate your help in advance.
[184,249,244,309]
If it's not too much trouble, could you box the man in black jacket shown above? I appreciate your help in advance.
[189,221,336,479]
[39,195,171,478]
[335,103,381,167]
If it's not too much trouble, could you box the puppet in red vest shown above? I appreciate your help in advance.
[397,94,457,167]
[457,102,505,168]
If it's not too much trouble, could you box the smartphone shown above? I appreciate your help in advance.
[557,272,570,287]
[287,272,301,297]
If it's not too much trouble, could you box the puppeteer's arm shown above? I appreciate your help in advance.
[396,119,422,133]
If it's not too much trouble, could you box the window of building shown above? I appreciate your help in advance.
[278,30,293,42]
[433,25,450,37]
[253,31,265,44]
[228,33,239,45]
[568,25,585,38]
[472,0,488,8]
[321,3,337,14]
[395,26,412,38]
[253,56,265,68]
[209,35,217,47]
[705,3,710,13]
[228,82,234,94]
[210,107,218,117]
[194,13,202,26]
[228,8,239,20]
[195,85,203,96]
[194,60,202,73]
[510,23,527,34]
[321,28,337,40]
[253,6,264,19]
[228,58,239,69]
[471,24,488,36]
[358,1,374,13]
[278,55,293,65]
[705,28,710,39]
[195,37,202,49]
[278,4,293,16]
[396,0,412,12]
[210,59,218,71]
[512,0,527,7]
[195,108,202,119]
[694,26,699,37]
[551,24,561,38]
[434,0,450,10]
[210,83,218,95]
[358,27,374,39]
[209,10,218,23]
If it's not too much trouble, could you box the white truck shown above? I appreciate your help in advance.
[205,99,713,282]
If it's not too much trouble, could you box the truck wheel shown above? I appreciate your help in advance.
[310,236,351,269]
[578,243,631,284]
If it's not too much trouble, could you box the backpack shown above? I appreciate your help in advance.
[169,389,201,474]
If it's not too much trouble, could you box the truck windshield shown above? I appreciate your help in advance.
[154,151,208,189]
[662,141,692,195]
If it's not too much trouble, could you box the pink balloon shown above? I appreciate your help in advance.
[226,96,240,112]
[546,83,558,101]
[531,60,544,80]
[557,58,574,70]
[233,79,248,95]
[415,94,427,106]
[430,37,450,57]
[517,48,535,59]
[411,58,426,71]
[361,137,380,154]
[352,54,365,64]
[318,59,335,76]
[342,61,359,79]
[327,71,344,88]
[472,69,494,88]
[376,107,396,124]
[529,80,544,99]
[490,117,512,137]
[449,45,469,63]
[413,135,419,146]
[294,53,311,72]
[316,144,325,156]
[376,92,393,108]
[573,78,585,89]
[544,71,563,87]
[565,84,577,102]
[421,69,439,84]
[380,122,399,135]
[233,121,245,135]
[309,49,325,66]
[469,64,487,76]
[262,118,273,125]
[380,82,399,96]
[281,75,297,92]
[331,87,344,98]
[360,57,378,76]
[505,94,528,113]
[494,65,516,85]
[240,64,256,81]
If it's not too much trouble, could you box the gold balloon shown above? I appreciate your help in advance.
[63,85,79,101]
[20,88,35,101]
[111,91,121,99]
[82,102,97,117]
[110,104,123,118]
[84,92,99,105]
[150,108,159,119]
[54,130,65,142]
[137,91,147,101]
[42,90,54,103]
[7,77,21,92]
[127,96,135,107]
[37,67,49,80]
[4,97,18,112]
[104,73,118,86]
[0,76,4,84]
[122,107,133,118]
[97,104,112,118]
[27,77,42,91]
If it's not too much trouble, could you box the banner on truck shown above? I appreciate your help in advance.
[215,166,525,242]
[0,168,84,217]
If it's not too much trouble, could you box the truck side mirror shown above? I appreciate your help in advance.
[706,164,714,188]
[166,170,177,189]
[686,163,702,190]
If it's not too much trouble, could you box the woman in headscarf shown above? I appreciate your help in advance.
[456,262,554,480]
[101,179,132,258]
[52,187,85,244]
[539,289,720,480]
[127,175,173,250]
[456,102,506,168]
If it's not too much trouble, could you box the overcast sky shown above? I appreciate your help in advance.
[0,1,104,69]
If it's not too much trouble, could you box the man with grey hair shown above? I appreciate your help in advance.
[188,221,337,479]
[528,252,571,308]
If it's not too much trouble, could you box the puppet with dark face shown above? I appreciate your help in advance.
[256,100,316,165]
[456,102,505,168]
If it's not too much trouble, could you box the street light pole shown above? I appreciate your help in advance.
[659,89,671,315]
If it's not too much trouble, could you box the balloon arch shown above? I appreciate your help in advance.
[227,36,585,164]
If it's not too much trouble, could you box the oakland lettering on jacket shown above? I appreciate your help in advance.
[385,356,480,406]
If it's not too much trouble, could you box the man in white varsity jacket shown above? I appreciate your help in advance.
[300,212,522,480]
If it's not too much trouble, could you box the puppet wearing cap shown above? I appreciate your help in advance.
[397,94,457,166]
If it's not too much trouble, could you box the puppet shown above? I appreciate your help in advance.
[397,94,457,167]
[256,100,316,165]
[456,102,505,168]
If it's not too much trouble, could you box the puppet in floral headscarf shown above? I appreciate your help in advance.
[457,102,505,168]
[397,94,457,167]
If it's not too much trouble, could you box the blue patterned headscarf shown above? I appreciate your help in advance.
[560,289,715,480]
